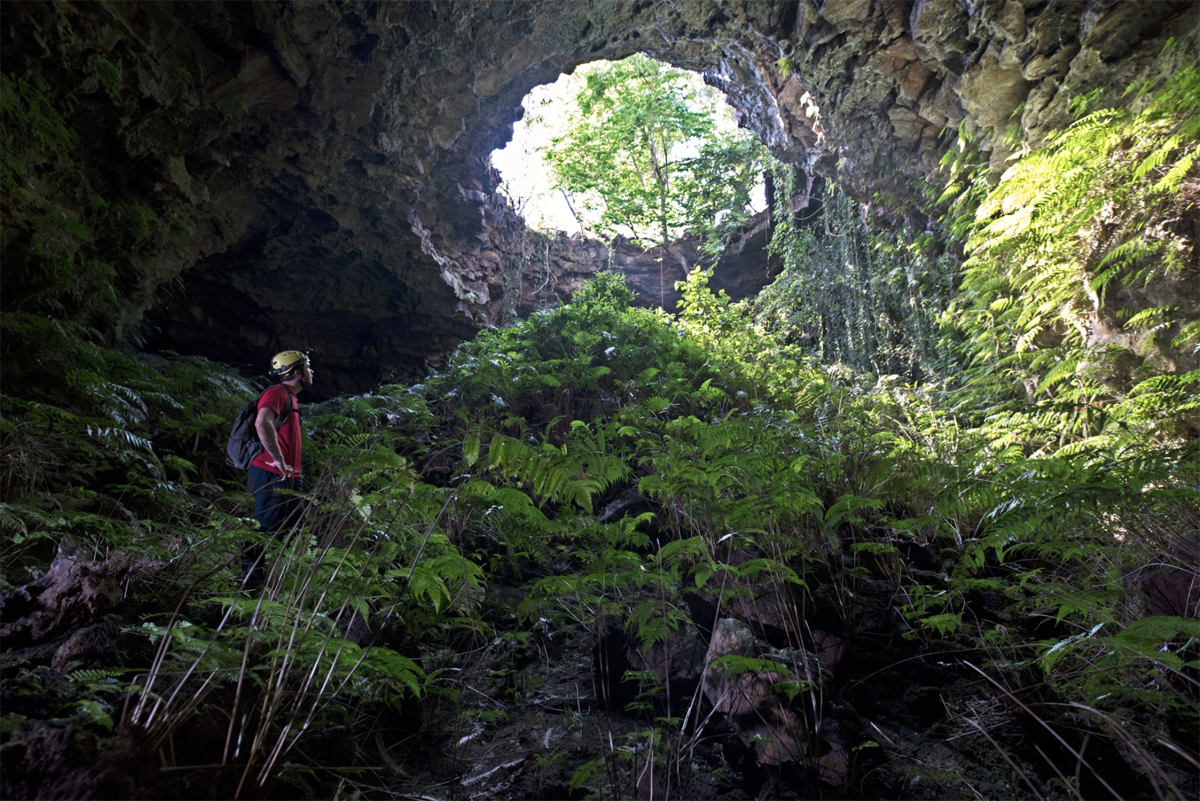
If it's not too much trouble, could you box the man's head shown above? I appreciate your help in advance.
[269,350,314,391]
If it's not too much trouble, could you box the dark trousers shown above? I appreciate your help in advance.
[242,466,304,588]
[248,466,304,536]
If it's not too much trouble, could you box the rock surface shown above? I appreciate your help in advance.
[0,554,131,649]
[1,1,1194,392]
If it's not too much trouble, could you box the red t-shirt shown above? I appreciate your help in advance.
[249,384,302,476]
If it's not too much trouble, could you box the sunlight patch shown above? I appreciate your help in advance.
[490,57,762,237]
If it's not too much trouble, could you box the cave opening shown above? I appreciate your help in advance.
[489,55,769,245]
[2,4,1197,800]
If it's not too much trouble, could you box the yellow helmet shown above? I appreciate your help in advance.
[268,349,309,377]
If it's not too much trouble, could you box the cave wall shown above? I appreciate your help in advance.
[1,0,1194,394]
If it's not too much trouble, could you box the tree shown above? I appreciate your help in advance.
[539,55,768,296]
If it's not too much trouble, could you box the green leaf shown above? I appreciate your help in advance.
[464,431,481,467]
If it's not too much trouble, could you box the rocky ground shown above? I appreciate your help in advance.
[356,566,1185,801]
[5,541,1194,800]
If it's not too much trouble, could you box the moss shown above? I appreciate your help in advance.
[94,56,122,102]
[0,145,19,189]
[0,74,79,156]
[121,202,158,241]
[215,94,249,120]
[0,71,78,190]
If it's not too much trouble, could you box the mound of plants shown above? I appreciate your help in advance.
[3,261,1197,798]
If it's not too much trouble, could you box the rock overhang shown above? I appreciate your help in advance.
[1,0,1194,395]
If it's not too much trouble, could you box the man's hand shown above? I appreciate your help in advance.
[255,406,295,476]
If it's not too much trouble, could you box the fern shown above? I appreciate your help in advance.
[486,433,597,512]
[943,58,1200,451]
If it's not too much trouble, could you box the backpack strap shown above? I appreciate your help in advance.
[260,390,296,428]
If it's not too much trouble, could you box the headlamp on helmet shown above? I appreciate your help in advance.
[269,350,310,378]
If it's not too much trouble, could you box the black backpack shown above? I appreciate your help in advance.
[226,391,294,470]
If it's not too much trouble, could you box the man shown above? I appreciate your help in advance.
[242,349,313,588]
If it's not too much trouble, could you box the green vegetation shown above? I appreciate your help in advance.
[3,272,1196,796]
[1,48,1197,801]
[2,72,156,335]
[94,56,122,102]
[0,75,110,322]
[754,176,960,380]
[0,66,210,343]
[540,55,769,262]
[944,60,1200,454]
[0,313,477,797]
[0,74,80,170]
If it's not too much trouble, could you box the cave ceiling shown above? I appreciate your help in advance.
[1,0,1195,395]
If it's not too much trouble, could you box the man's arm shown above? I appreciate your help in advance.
[255,406,294,476]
